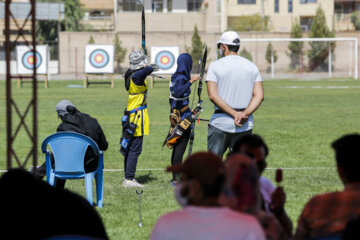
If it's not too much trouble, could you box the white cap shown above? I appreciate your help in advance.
[217,31,240,46]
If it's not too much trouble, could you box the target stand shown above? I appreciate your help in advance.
[83,73,114,88]
[150,74,169,88]
[17,75,49,88]
[84,45,115,88]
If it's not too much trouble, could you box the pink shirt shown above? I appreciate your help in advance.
[151,206,266,240]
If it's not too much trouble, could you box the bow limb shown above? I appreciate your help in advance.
[141,6,147,55]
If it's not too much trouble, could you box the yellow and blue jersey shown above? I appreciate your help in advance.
[126,66,153,136]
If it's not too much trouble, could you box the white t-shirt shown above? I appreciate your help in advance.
[206,55,262,133]
[150,206,266,240]
[259,176,276,213]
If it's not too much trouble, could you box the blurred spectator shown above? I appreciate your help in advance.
[0,168,108,239]
[151,152,266,240]
[219,154,288,240]
[295,134,360,239]
[232,134,293,237]
[342,215,360,240]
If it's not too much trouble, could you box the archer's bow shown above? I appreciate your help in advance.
[197,45,207,104]
[141,7,147,55]
[188,46,207,156]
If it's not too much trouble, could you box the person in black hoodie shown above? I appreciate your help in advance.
[34,99,108,188]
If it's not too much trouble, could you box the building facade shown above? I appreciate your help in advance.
[335,0,360,31]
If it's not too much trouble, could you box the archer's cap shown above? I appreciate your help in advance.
[217,31,241,46]
[167,152,224,186]
[129,50,149,70]
[56,99,75,116]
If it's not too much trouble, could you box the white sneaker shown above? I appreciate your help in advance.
[122,178,144,188]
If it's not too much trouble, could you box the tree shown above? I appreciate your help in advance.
[88,35,95,44]
[239,48,253,61]
[265,42,278,65]
[308,7,335,71]
[287,21,303,70]
[36,20,59,43]
[63,0,86,31]
[350,12,360,30]
[114,34,127,73]
[190,25,205,65]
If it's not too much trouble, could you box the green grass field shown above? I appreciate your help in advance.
[1,78,360,239]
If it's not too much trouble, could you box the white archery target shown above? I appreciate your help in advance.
[85,45,114,74]
[17,45,48,74]
[151,47,179,74]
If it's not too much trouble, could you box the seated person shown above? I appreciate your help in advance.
[151,152,266,240]
[219,153,288,240]
[232,134,293,237]
[295,134,360,239]
[34,99,108,188]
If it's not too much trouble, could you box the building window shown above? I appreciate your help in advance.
[300,0,317,4]
[167,0,172,12]
[119,0,142,12]
[238,0,256,4]
[152,0,163,12]
[274,0,279,13]
[288,0,293,12]
[216,0,221,13]
[300,16,313,32]
[188,0,202,12]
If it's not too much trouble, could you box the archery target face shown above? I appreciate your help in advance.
[85,45,114,73]
[17,45,48,74]
[151,47,179,74]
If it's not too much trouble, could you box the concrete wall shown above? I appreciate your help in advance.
[59,31,360,78]
[58,31,219,74]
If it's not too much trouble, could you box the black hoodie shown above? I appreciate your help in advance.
[57,106,108,172]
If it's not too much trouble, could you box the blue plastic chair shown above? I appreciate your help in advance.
[41,132,104,208]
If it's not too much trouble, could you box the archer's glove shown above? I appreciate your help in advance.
[151,64,160,72]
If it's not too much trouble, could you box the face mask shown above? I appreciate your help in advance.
[218,48,224,58]
[174,182,188,208]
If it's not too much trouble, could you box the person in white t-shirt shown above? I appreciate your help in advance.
[151,152,265,240]
[206,31,264,158]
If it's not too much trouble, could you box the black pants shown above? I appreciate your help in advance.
[37,163,66,189]
[124,136,143,180]
[171,129,191,181]
[207,124,252,159]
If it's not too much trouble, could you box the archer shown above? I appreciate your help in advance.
[163,53,200,186]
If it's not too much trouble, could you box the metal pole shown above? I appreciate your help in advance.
[113,0,117,30]
[349,41,353,77]
[271,49,274,79]
[31,0,38,167]
[328,43,332,79]
[300,49,303,77]
[5,0,12,169]
[355,38,359,79]
[75,47,78,79]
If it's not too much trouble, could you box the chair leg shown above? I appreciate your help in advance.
[85,174,93,206]
[49,172,55,186]
[95,171,103,208]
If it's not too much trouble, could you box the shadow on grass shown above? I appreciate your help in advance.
[137,171,157,184]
